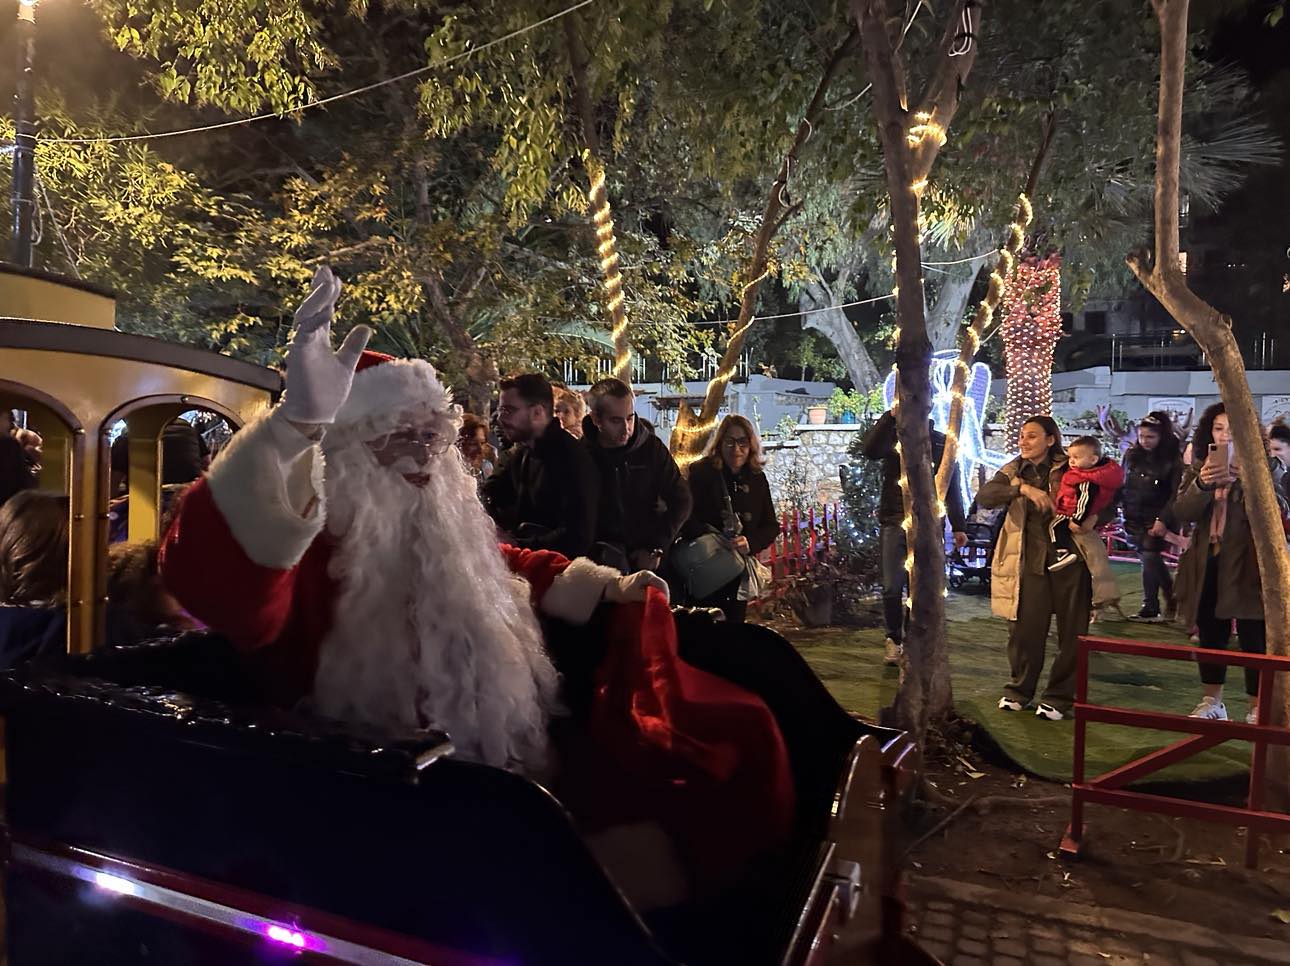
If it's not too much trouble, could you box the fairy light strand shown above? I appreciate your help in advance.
[585,158,631,383]
[935,192,1033,502]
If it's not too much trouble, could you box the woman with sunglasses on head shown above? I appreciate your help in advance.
[679,415,777,623]
[1121,411,1185,622]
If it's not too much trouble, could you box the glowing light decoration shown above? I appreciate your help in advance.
[882,351,1008,512]
[94,872,138,896]
[586,157,631,383]
[266,925,308,949]
[999,254,1063,442]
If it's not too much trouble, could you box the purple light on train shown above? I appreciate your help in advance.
[265,924,307,948]
[93,871,138,896]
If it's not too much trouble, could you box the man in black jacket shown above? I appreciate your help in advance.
[860,409,968,665]
[582,378,692,573]
[483,373,599,559]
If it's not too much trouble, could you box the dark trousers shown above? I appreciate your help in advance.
[879,524,908,642]
[1126,525,1174,612]
[1195,555,1265,696]
[1003,563,1092,713]
[694,572,747,624]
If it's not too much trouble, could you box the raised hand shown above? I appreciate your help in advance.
[279,266,372,427]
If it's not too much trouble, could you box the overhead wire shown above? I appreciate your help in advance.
[42,0,597,146]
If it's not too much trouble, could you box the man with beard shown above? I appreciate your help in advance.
[159,267,665,773]
[483,373,599,559]
[581,377,691,573]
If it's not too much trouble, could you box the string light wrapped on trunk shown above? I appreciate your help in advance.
[935,193,1033,502]
[1001,253,1063,441]
[585,157,631,383]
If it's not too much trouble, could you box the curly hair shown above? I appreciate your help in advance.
[0,491,69,605]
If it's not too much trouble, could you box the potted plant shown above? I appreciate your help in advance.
[827,388,849,422]
[806,403,828,425]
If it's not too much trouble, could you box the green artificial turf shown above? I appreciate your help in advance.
[788,563,1254,785]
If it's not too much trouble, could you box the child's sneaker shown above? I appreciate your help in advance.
[883,637,902,667]
[1035,703,1064,721]
[1188,697,1228,720]
[998,696,1023,712]
[1246,707,1259,725]
[1048,549,1078,572]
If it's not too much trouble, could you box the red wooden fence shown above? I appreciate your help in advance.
[765,503,841,579]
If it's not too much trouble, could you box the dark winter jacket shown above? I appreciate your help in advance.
[681,459,779,557]
[1119,447,1184,529]
[482,419,599,559]
[582,415,692,558]
[859,411,967,531]
[0,605,65,669]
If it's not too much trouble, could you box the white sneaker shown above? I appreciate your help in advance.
[884,638,902,667]
[1035,703,1064,721]
[1188,697,1228,720]
[998,696,1023,712]
[1246,708,1259,725]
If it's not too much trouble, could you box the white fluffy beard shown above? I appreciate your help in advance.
[311,428,561,773]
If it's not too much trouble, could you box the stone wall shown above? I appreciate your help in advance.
[762,424,863,509]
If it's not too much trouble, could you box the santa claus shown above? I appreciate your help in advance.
[159,267,667,773]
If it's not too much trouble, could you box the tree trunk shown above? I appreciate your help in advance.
[800,281,882,389]
[1129,0,1290,805]
[670,28,861,464]
[1000,254,1063,441]
[566,16,632,384]
[927,264,984,351]
[855,0,980,738]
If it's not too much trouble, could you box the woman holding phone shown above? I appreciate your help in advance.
[1173,402,1285,722]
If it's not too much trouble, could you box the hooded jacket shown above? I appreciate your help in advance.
[1119,446,1183,529]
[582,414,692,557]
[859,411,967,532]
[1054,457,1124,521]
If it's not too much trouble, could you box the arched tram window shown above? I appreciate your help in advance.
[0,264,281,654]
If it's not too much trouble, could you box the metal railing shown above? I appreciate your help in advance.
[1061,635,1290,869]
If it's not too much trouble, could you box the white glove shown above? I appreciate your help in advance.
[605,570,670,605]
[279,266,372,426]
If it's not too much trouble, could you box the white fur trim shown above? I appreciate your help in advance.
[539,557,620,625]
[328,358,458,447]
[206,410,325,570]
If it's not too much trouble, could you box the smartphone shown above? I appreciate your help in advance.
[1207,442,1229,475]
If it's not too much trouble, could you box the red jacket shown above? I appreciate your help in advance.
[1055,457,1124,520]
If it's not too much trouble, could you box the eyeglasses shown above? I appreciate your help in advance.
[369,427,445,454]
[722,436,751,449]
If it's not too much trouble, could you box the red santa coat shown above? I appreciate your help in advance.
[160,412,794,881]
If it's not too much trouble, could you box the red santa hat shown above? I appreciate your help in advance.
[328,350,458,446]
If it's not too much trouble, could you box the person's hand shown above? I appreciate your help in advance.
[731,535,750,554]
[1068,518,1091,535]
[279,266,372,429]
[629,549,663,572]
[605,570,670,605]
[1199,460,1232,488]
[1020,484,1053,514]
[1148,519,1168,538]
[953,531,968,549]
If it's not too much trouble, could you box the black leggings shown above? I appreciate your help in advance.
[1195,555,1265,696]
[1127,525,1174,611]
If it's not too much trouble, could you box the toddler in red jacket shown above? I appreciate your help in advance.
[1050,436,1124,574]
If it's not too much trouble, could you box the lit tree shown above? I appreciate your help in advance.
[999,254,1063,441]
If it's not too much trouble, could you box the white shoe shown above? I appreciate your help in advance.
[884,638,902,667]
[1188,697,1228,720]
[998,696,1023,712]
[1035,703,1064,721]
[1246,708,1259,725]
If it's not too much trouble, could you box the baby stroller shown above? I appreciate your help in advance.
[947,505,1002,592]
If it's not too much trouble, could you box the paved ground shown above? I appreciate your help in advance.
[907,875,1287,965]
